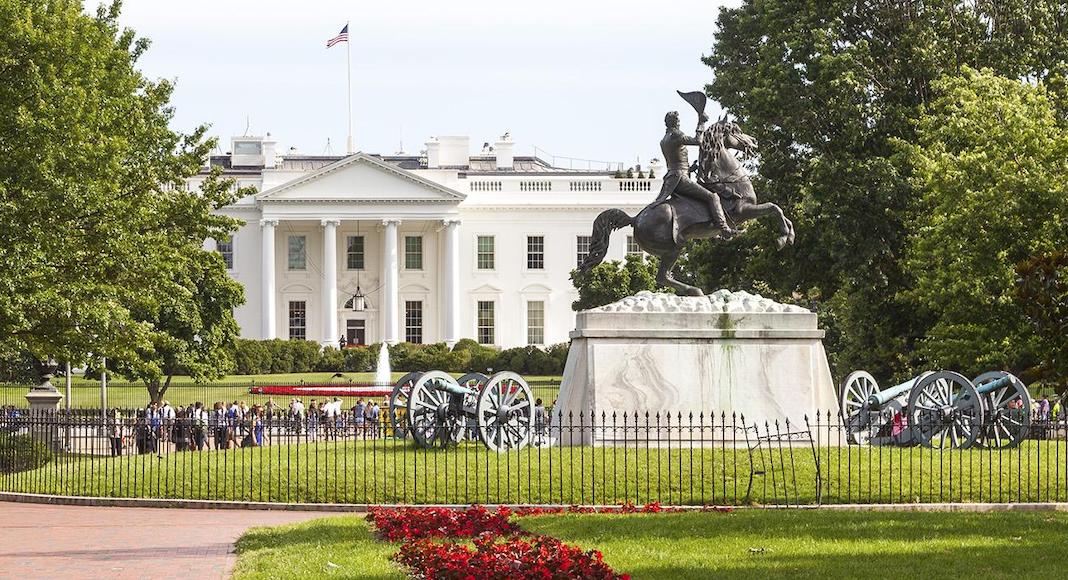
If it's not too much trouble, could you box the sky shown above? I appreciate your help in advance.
[111,0,738,167]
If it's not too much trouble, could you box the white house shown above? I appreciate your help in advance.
[197,133,662,349]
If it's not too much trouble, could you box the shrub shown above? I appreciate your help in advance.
[394,535,626,580]
[343,346,373,372]
[0,433,53,473]
[315,347,345,372]
[234,339,271,375]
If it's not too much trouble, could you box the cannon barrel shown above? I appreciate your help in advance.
[867,375,924,409]
[429,377,476,397]
[974,375,1012,396]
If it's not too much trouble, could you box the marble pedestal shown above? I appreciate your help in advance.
[554,291,839,445]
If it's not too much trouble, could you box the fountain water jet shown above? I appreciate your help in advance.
[374,343,392,385]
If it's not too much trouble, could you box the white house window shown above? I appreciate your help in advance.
[626,235,642,257]
[527,236,544,270]
[526,300,545,345]
[576,236,592,267]
[217,238,234,270]
[288,301,306,340]
[288,235,306,270]
[477,236,495,270]
[477,301,495,345]
[346,236,364,270]
[405,300,423,344]
[405,236,423,270]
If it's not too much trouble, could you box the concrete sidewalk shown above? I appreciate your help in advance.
[0,502,341,579]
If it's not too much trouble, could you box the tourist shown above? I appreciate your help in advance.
[108,408,124,457]
[308,400,319,440]
[534,398,548,445]
[213,402,229,450]
[367,400,381,438]
[191,402,208,450]
[172,409,190,451]
[354,399,366,435]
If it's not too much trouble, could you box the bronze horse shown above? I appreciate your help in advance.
[580,117,795,296]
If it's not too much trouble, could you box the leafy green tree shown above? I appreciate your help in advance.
[699,1,1068,379]
[1016,251,1068,391]
[570,254,668,311]
[0,1,249,387]
[905,68,1068,380]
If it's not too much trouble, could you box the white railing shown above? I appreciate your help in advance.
[464,176,656,194]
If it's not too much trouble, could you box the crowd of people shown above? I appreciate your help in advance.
[102,397,388,457]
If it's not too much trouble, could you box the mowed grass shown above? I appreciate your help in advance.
[520,510,1068,579]
[230,510,1068,579]
[3,436,1068,505]
[233,516,402,580]
[0,373,562,409]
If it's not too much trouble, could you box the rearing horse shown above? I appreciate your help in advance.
[580,117,795,296]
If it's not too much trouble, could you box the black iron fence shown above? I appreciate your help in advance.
[1,409,1066,506]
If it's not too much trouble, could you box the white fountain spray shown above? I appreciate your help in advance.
[374,343,392,385]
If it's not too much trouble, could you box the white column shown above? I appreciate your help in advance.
[203,238,217,252]
[260,218,278,339]
[442,219,461,346]
[382,219,401,344]
[321,219,340,346]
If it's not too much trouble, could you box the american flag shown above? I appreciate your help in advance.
[326,24,348,48]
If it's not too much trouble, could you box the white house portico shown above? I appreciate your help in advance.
[204,133,655,349]
[246,153,464,348]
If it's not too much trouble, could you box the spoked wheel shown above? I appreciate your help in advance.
[476,371,534,452]
[456,372,489,391]
[407,371,461,448]
[389,371,423,439]
[839,370,882,445]
[908,371,983,449]
[974,371,1032,449]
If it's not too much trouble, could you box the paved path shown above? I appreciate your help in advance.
[0,503,341,579]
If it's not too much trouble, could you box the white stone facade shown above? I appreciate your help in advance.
[197,134,658,349]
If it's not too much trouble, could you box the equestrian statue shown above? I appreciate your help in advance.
[580,90,795,296]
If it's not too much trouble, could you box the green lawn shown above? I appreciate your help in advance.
[0,372,562,409]
[3,437,1067,505]
[231,510,1068,579]
[233,516,401,579]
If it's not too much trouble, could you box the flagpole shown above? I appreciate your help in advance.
[345,20,353,155]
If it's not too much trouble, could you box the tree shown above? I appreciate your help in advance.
[1016,251,1068,392]
[0,1,249,384]
[904,68,1068,380]
[699,1,1068,379]
[570,254,668,311]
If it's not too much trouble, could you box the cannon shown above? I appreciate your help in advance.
[404,370,533,452]
[841,369,1033,449]
[388,371,487,440]
[839,370,932,446]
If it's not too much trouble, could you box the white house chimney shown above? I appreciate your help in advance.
[434,136,469,168]
[425,137,441,168]
[494,132,514,170]
[262,133,277,169]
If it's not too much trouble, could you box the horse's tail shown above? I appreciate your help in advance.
[580,209,633,271]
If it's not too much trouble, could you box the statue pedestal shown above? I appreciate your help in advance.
[554,291,839,445]
[25,381,64,452]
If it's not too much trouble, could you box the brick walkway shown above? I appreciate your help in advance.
[0,502,341,579]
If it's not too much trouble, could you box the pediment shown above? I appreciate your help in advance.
[257,153,464,203]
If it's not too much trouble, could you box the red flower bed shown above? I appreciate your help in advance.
[395,533,628,580]
[367,505,521,541]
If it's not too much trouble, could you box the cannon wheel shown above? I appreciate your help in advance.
[908,371,983,449]
[457,372,489,391]
[407,371,463,449]
[974,371,1032,449]
[476,372,534,452]
[839,370,881,445]
[389,371,423,439]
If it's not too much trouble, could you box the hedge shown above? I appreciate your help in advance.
[0,433,53,473]
[231,338,568,376]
